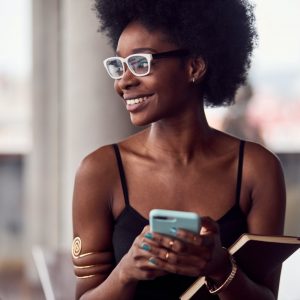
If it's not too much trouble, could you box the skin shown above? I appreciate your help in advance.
[72,21,286,299]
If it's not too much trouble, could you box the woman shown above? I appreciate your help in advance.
[72,0,286,299]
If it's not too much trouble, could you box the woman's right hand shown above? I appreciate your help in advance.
[118,225,168,284]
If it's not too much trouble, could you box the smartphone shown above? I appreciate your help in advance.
[149,209,201,237]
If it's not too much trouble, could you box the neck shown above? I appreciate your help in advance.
[144,104,213,159]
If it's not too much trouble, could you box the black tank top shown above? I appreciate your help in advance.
[112,141,248,300]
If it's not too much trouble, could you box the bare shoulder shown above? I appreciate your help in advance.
[72,144,118,244]
[243,141,286,235]
[73,145,117,218]
[243,141,284,182]
[72,145,118,297]
[76,144,117,182]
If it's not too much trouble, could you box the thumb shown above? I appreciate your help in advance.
[200,216,219,235]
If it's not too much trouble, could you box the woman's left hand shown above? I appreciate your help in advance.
[144,216,230,278]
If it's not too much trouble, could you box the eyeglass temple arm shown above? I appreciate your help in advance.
[152,49,189,59]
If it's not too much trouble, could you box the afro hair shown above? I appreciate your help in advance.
[94,0,258,106]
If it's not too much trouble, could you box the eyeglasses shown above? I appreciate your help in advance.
[103,49,189,79]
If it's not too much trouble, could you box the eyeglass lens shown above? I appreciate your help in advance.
[106,58,123,78]
[127,56,149,75]
[106,55,150,78]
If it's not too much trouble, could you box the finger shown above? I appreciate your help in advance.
[148,246,178,264]
[140,230,206,255]
[200,216,219,234]
[148,231,207,255]
[137,239,175,263]
[131,242,163,273]
[143,241,213,277]
[141,225,151,234]
[158,237,186,253]
[132,236,156,261]
[140,231,181,251]
[147,241,209,266]
[135,239,175,265]
[153,255,207,277]
[137,239,182,266]
[174,229,204,246]
[134,227,157,249]
[137,258,168,279]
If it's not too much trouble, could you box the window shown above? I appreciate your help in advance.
[0,0,32,154]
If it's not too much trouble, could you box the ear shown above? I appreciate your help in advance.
[187,56,207,83]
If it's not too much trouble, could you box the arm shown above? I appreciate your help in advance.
[138,143,286,299]
[72,147,136,300]
[215,143,286,299]
[72,146,167,300]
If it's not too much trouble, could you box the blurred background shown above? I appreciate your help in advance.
[0,0,299,299]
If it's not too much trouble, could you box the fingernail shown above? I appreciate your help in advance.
[141,243,151,252]
[144,232,154,240]
[170,227,177,235]
[148,257,157,265]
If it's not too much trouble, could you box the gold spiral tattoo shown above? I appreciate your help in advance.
[73,264,96,269]
[72,237,104,278]
[72,237,82,258]
[75,274,96,279]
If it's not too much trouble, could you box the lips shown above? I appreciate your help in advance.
[123,94,153,112]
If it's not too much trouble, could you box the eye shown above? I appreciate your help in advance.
[107,60,123,75]
[109,64,122,72]
[128,56,149,74]
[137,60,148,69]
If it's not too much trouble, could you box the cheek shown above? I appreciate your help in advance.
[161,65,189,89]
[158,73,189,98]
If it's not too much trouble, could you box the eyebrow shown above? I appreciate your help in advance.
[116,48,157,56]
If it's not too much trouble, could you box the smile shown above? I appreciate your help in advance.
[125,96,149,105]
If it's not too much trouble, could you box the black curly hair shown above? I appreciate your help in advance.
[94,0,257,106]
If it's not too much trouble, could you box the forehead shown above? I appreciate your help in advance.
[116,21,177,55]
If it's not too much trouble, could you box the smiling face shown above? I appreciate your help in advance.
[114,21,204,126]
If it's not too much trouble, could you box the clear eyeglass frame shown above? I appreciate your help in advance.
[103,49,189,80]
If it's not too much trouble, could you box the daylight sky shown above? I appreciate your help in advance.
[0,0,31,78]
[250,0,300,96]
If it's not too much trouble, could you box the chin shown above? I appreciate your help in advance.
[130,118,150,127]
[130,114,155,127]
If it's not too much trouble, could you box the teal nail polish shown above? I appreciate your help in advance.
[141,243,151,251]
[144,232,154,240]
[148,257,157,265]
[170,227,177,235]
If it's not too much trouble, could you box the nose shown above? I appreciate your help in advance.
[116,64,140,90]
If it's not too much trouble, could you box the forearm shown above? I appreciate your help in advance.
[218,268,275,300]
[78,263,138,300]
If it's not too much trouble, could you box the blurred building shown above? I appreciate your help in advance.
[0,0,135,298]
[223,84,265,145]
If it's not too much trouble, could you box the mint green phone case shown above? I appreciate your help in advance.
[149,209,201,237]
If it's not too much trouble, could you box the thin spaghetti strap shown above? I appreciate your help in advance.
[235,140,245,204]
[112,144,130,206]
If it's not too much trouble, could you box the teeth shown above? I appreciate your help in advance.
[126,97,148,105]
